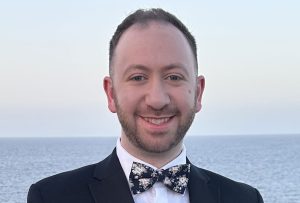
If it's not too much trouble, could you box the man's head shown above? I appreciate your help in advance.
[104,8,205,159]
[109,8,198,77]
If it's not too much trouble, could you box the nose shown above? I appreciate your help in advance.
[145,79,170,110]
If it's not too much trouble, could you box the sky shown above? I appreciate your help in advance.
[0,0,299,137]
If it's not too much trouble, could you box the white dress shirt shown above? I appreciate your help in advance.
[116,138,190,203]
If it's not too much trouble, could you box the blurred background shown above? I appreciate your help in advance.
[0,0,299,137]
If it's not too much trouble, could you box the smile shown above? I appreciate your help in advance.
[142,117,173,125]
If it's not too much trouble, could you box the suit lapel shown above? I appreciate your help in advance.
[88,150,220,203]
[89,149,134,203]
[188,161,220,203]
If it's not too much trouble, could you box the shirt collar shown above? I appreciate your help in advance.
[116,138,187,181]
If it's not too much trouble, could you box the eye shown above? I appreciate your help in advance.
[130,75,146,81]
[166,75,183,81]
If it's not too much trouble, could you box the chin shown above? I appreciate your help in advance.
[135,134,181,154]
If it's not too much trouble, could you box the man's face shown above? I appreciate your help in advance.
[104,22,205,154]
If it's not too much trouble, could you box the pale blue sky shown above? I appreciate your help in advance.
[1,0,299,137]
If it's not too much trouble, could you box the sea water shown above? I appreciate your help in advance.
[0,135,299,203]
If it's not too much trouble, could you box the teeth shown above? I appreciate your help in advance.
[143,117,170,125]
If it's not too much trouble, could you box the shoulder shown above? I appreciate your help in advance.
[27,152,118,203]
[204,168,256,191]
[28,163,98,203]
[192,165,263,202]
[31,151,116,189]
[36,163,96,187]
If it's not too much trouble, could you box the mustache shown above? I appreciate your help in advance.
[136,105,180,116]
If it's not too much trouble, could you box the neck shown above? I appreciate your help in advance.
[120,134,183,168]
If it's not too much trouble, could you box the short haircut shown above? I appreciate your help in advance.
[109,8,198,76]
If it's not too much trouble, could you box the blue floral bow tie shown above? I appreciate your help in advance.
[129,162,191,195]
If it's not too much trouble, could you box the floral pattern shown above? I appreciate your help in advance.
[129,162,190,195]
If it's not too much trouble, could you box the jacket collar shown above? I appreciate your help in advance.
[89,149,219,203]
[89,148,134,203]
[187,158,220,203]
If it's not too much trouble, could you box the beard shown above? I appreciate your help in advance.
[114,96,197,154]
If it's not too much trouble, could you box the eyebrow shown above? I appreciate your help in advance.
[123,63,190,76]
[123,64,149,76]
[163,63,190,76]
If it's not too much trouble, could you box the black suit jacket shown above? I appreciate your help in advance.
[27,149,263,203]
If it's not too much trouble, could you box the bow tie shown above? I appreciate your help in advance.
[129,162,190,195]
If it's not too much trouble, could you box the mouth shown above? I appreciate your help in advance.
[141,116,174,125]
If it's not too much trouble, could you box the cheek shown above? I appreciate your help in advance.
[116,89,142,109]
[172,89,195,107]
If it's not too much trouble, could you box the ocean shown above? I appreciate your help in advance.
[0,135,299,203]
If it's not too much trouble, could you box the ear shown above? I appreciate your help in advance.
[195,75,205,112]
[103,76,117,113]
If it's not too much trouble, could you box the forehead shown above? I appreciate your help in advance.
[122,21,183,41]
[111,21,196,75]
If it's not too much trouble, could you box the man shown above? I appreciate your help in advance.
[27,8,264,203]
